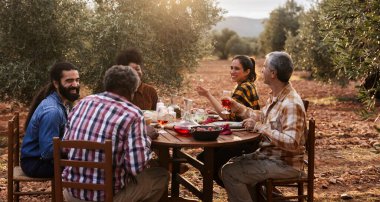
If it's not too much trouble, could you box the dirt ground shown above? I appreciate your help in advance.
[0,59,379,201]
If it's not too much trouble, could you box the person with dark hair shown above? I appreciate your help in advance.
[62,65,168,202]
[116,48,158,110]
[196,55,260,121]
[221,52,307,202]
[20,62,80,178]
[195,55,261,187]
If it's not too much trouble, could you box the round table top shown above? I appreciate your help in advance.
[151,129,261,148]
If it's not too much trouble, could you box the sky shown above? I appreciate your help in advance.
[216,0,313,19]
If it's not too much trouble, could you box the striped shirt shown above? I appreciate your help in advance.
[62,91,151,201]
[230,80,260,121]
[239,83,306,170]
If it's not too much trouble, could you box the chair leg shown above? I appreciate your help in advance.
[15,181,20,202]
[266,181,273,202]
[307,181,314,202]
[298,182,304,202]
[51,179,55,202]
[7,180,13,202]
[256,184,266,202]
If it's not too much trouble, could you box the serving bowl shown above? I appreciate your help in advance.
[190,126,222,141]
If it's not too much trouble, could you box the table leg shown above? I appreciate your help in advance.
[203,147,215,202]
[171,148,181,197]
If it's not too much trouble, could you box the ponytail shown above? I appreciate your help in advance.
[232,55,257,82]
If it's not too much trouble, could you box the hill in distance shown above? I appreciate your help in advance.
[213,16,265,38]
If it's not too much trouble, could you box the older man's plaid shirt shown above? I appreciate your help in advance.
[240,83,307,170]
[62,91,151,201]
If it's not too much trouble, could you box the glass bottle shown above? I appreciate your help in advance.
[169,95,181,119]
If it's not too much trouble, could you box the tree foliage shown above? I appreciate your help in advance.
[319,0,380,96]
[0,0,223,102]
[212,28,259,59]
[285,8,334,80]
[68,0,223,93]
[259,0,303,53]
[0,0,89,102]
[322,0,380,108]
[285,0,380,110]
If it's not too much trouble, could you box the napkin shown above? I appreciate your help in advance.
[220,124,232,135]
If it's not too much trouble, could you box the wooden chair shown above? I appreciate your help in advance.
[259,118,315,202]
[53,137,113,202]
[7,112,54,202]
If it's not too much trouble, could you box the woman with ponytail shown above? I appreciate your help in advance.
[196,55,261,187]
[196,55,260,121]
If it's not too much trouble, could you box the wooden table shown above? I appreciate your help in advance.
[152,129,260,202]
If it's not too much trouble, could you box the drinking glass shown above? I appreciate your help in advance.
[157,106,169,132]
[221,90,232,114]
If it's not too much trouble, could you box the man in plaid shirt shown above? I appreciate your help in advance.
[221,52,307,202]
[62,65,168,202]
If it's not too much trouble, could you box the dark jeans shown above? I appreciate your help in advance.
[20,157,54,178]
[196,138,261,187]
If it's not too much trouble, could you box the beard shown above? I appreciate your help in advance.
[58,82,80,102]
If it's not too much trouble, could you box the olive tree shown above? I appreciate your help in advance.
[319,0,380,108]
[212,28,259,59]
[83,0,223,93]
[0,0,224,102]
[285,0,380,112]
[0,0,89,102]
[285,7,334,79]
[259,0,303,53]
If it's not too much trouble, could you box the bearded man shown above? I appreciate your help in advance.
[21,62,80,178]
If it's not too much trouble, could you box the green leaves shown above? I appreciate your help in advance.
[285,0,380,113]
[0,0,89,102]
[212,28,259,59]
[80,0,223,93]
[260,0,303,53]
[0,0,223,102]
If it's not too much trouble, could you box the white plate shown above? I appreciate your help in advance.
[208,121,243,129]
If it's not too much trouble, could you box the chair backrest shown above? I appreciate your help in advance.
[302,99,309,112]
[53,137,113,202]
[7,112,20,168]
[7,112,20,202]
[7,112,19,178]
[306,118,315,201]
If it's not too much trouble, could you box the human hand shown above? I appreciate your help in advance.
[242,118,256,131]
[205,108,218,114]
[196,86,210,97]
[223,97,245,114]
[146,125,159,140]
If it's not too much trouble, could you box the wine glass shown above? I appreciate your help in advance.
[157,106,169,132]
[221,90,232,114]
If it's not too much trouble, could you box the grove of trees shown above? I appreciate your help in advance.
[288,0,379,110]
[1,0,379,113]
[260,0,379,111]
[211,28,259,59]
[0,0,223,103]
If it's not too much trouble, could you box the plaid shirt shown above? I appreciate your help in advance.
[239,83,306,170]
[230,80,260,121]
[62,91,151,201]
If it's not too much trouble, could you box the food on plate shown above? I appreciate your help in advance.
[195,126,217,131]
